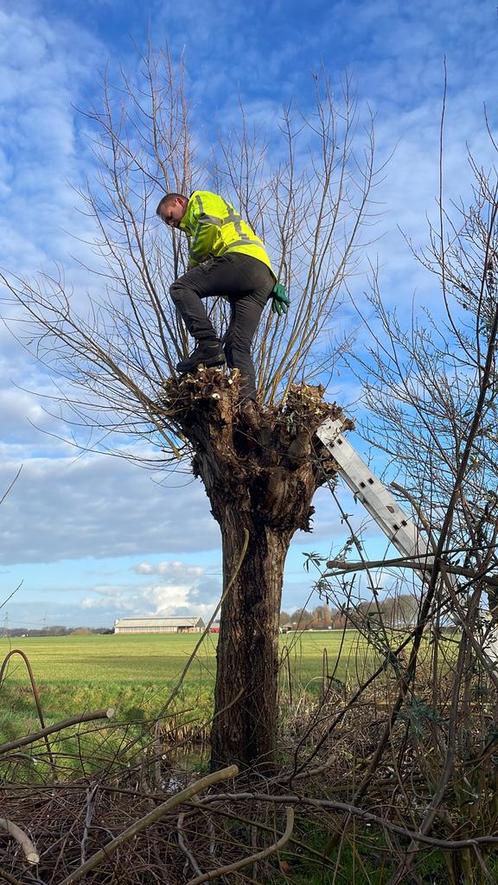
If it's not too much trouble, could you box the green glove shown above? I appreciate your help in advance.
[271,282,290,316]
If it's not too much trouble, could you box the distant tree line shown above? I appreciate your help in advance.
[1,601,426,637]
[1,626,113,637]
[279,595,427,630]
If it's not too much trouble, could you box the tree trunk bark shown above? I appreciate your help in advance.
[210,506,292,770]
[160,374,350,770]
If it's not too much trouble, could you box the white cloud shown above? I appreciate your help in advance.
[133,560,204,577]
[80,550,219,617]
[80,567,220,620]
[81,582,192,614]
[0,4,103,276]
[0,454,219,564]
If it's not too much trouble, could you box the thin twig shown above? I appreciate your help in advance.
[0,467,22,507]
[326,556,498,586]
[80,785,99,865]
[198,793,498,850]
[177,811,203,877]
[186,807,294,884]
[154,528,249,720]
[0,866,26,885]
[0,709,115,756]
[0,649,57,775]
[0,819,39,865]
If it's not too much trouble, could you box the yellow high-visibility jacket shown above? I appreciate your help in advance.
[179,190,274,275]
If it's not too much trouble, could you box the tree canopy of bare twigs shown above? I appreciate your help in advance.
[303,122,498,883]
[357,148,498,617]
[2,53,377,464]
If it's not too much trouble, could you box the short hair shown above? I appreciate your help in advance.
[155,193,187,216]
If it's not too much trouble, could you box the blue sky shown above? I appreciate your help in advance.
[0,0,497,628]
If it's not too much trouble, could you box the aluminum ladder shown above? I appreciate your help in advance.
[316,417,498,665]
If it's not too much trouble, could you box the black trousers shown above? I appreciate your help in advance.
[170,253,274,400]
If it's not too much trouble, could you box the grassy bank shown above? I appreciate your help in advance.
[0,630,380,743]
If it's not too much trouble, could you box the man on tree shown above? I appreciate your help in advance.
[156,190,289,402]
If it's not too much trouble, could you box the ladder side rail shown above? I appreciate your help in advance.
[317,418,433,565]
[317,418,498,664]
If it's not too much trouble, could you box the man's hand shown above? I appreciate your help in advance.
[271,282,290,316]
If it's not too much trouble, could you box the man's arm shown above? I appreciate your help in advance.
[187,193,223,268]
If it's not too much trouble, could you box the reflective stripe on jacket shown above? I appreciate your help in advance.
[179,190,274,274]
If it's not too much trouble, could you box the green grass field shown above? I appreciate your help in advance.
[0,630,380,746]
[0,629,378,682]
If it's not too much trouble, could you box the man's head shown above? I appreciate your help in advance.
[156,193,188,228]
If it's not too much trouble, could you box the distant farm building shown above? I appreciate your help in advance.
[114,617,205,635]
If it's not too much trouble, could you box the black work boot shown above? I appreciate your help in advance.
[176,339,226,375]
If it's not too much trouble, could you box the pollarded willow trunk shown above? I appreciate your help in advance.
[160,370,352,769]
[212,509,292,767]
